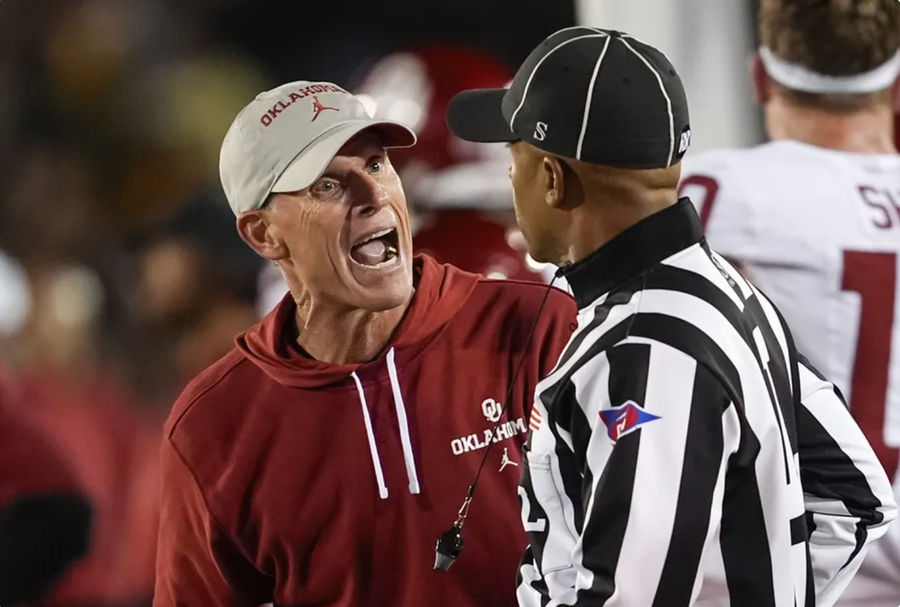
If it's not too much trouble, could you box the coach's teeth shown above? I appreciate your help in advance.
[360,228,391,244]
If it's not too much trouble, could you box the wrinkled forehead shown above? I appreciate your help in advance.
[333,128,388,161]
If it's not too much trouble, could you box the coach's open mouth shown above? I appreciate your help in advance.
[349,227,400,268]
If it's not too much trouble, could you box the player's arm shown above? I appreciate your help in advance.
[794,354,897,607]
[154,438,272,607]
[564,343,738,606]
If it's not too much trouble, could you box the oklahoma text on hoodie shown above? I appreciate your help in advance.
[154,255,576,606]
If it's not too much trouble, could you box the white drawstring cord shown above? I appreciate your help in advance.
[351,371,389,500]
[386,348,421,494]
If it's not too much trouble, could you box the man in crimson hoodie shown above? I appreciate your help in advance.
[153,81,575,606]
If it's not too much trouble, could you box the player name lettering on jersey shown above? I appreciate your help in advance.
[450,417,528,455]
[858,185,900,231]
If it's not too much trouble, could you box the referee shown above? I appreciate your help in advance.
[447,27,896,606]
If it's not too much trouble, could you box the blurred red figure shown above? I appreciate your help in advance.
[0,369,92,605]
[16,371,160,606]
[356,45,543,281]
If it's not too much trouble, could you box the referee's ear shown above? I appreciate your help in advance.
[542,155,568,210]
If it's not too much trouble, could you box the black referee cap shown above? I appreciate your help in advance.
[446,27,691,169]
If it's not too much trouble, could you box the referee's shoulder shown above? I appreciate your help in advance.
[592,248,737,346]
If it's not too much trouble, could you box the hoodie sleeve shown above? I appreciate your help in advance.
[154,437,272,607]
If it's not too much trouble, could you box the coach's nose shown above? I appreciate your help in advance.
[351,172,391,218]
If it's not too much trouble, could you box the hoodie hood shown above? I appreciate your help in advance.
[237,254,480,389]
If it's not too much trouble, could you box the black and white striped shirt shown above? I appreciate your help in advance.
[517,199,896,607]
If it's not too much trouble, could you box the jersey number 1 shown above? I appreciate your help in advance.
[842,250,899,478]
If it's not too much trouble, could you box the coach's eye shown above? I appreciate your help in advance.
[311,178,340,197]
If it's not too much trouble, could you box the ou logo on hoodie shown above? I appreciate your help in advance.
[482,398,503,423]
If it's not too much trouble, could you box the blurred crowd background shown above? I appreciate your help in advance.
[0,1,765,605]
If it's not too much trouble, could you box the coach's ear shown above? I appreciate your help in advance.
[236,204,288,261]
[751,54,771,106]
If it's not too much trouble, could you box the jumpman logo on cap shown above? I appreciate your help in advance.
[311,96,339,122]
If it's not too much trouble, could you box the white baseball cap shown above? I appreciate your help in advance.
[219,80,417,215]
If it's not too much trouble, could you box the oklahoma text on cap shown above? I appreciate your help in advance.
[219,81,417,216]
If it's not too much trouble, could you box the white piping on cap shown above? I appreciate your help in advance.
[759,46,900,95]
[509,33,609,132]
[351,370,389,499]
[386,348,421,494]
[544,25,609,39]
[618,37,675,167]
[576,35,613,160]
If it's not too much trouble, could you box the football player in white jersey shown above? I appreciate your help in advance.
[680,1,900,604]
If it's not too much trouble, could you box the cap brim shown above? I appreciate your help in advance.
[272,120,416,194]
[446,89,516,143]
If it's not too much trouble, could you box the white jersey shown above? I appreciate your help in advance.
[681,140,900,476]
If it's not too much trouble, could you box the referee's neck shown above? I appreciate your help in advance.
[563,162,681,265]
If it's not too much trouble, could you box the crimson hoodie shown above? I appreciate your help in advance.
[154,255,575,607]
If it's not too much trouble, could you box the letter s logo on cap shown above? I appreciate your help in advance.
[533,121,548,142]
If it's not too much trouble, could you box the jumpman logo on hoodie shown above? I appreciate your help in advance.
[499,447,518,472]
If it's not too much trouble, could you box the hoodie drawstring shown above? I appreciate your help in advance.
[352,370,389,500]
[387,347,421,495]
[351,347,421,500]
